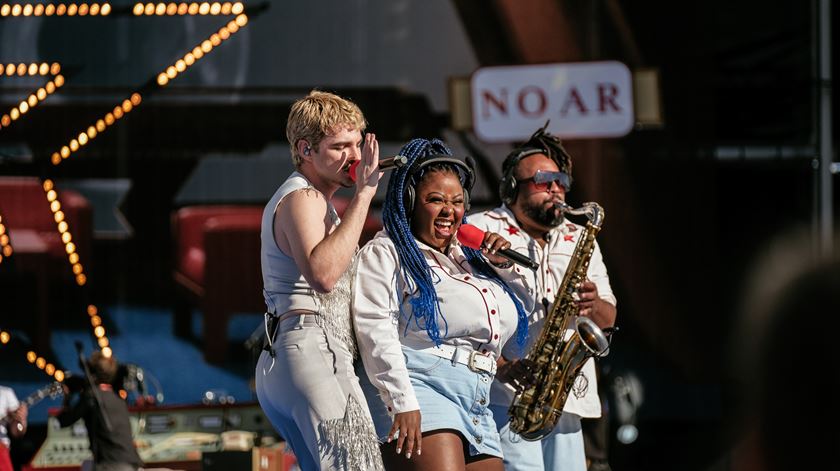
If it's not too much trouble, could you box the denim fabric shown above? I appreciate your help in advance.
[364,347,504,458]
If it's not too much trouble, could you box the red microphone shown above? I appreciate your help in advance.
[348,155,409,182]
[457,224,539,270]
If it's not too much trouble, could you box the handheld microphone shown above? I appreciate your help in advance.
[457,224,539,270]
[349,155,409,182]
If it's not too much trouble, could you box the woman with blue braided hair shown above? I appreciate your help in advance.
[353,138,533,470]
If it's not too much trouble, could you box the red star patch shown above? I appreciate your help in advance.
[506,225,520,235]
[564,234,574,242]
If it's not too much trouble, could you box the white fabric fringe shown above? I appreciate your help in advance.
[318,394,385,471]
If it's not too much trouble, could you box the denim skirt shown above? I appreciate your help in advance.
[364,347,503,458]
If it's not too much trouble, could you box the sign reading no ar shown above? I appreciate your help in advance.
[471,61,634,142]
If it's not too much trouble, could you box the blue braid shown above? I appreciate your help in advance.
[382,138,530,349]
[383,138,449,345]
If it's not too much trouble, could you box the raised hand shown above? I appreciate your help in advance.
[354,132,381,193]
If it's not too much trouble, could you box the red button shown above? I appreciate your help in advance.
[482,288,487,293]
[464,276,470,281]
[494,334,499,340]
[547,288,551,292]
[490,310,496,315]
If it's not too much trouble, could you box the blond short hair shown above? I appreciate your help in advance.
[286,90,367,167]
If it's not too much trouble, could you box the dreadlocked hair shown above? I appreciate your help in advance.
[382,138,530,348]
[503,120,573,177]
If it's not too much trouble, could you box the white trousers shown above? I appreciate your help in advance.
[255,315,383,471]
[490,405,587,471]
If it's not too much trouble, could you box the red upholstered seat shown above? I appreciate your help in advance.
[172,206,256,288]
[171,199,382,364]
[171,205,264,363]
[0,176,93,351]
[0,177,92,264]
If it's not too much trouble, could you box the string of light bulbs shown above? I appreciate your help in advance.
[0,62,63,131]
[1,329,67,382]
[0,1,257,358]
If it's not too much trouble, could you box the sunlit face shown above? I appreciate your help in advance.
[513,153,567,229]
[410,169,466,252]
[308,126,363,188]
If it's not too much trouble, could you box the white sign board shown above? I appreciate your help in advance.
[471,61,634,142]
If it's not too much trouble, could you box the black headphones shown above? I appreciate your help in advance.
[498,122,573,205]
[403,154,476,214]
[498,148,548,205]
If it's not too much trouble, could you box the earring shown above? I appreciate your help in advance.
[304,146,311,155]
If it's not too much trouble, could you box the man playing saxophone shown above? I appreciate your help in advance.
[468,124,617,471]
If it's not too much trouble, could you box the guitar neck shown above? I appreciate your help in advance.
[2,383,63,426]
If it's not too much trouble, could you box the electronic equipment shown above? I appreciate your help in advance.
[25,401,281,470]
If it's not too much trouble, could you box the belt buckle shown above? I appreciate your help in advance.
[467,350,486,373]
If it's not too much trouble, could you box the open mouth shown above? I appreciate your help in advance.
[434,219,455,237]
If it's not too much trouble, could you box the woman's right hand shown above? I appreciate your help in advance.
[388,410,422,459]
[496,357,536,391]
[480,231,513,267]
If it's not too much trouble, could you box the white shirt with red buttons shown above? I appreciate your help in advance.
[353,230,531,415]
[468,206,617,419]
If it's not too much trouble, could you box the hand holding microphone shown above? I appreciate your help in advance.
[457,224,539,270]
[349,155,408,182]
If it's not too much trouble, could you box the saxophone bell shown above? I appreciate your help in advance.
[575,316,610,357]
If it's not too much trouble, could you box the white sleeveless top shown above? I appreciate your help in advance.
[260,171,359,356]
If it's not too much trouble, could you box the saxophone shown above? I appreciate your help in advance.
[508,201,611,441]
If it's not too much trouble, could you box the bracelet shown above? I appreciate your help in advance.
[491,260,513,269]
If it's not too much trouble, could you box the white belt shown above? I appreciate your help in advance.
[417,344,497,375]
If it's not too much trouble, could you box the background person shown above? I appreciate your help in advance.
[0,386,27,471]
[730,232,840,471]
[57,351,143,471]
